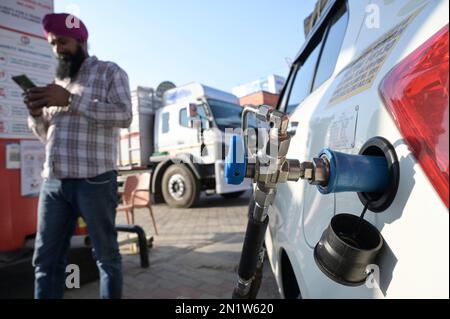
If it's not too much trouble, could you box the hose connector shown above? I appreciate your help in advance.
[316,149,389,194]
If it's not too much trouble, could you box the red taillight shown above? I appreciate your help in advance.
[379,24,449,208]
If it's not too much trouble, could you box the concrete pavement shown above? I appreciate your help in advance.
[64,191,281,299]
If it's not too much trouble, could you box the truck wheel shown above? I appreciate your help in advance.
[162,164,200,208]
[220,191,246,199]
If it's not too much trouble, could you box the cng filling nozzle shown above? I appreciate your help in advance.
[225,105,391,299]
[226,105,301,299]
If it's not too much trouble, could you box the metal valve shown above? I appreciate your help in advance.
[225,135,247,185]
[225,105,392,299]
[225,104,302,299]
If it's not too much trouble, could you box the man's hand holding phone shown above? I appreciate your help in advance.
[24,84,72,117]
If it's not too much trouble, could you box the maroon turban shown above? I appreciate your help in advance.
[42,13,89,41]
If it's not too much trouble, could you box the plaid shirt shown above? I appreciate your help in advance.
[28,56,132,179]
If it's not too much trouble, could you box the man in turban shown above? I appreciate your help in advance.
[23,13,132,299]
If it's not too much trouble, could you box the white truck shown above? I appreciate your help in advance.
[120,82,252,208]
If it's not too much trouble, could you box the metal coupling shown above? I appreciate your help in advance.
[300,157,330,186]
[234,277,252,297]
[256,105,272,122]
[246,163,256,179]
[287,159,302,181]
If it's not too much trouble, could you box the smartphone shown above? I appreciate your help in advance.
[12,74,36,91]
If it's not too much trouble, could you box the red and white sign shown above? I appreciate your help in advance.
[0,0,55,139]
[0,0,53,39]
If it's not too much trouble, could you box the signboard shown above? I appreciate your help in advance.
[5,142,20,168]
[0,0,53,38]
[20,140,44,196]
[0,0,53,198]
[0,28,55,138]
[0,0,55,139]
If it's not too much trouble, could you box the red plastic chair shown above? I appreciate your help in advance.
[117,173,158,235]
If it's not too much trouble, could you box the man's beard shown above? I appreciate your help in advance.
[56,45,86,80]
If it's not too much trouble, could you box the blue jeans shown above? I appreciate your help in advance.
[32,171,122,299]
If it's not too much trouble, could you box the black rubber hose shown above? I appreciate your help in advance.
[237,213,269,281]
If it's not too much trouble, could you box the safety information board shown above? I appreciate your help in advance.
[5,142,20,168]
[0,0,53,38]
[20,140,44,196]
[0,0,55,139]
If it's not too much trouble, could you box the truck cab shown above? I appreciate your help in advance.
[151,82,252,208]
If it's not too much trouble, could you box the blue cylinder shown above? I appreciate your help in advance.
[225,135,247,185]
[317,149,389,194]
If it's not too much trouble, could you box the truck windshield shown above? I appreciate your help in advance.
[207,98,243,131]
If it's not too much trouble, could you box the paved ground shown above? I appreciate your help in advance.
[65,190,280,299]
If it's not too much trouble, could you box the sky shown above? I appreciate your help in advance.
[54,0,317,92]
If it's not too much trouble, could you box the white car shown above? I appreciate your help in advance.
[265,0,449,298]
